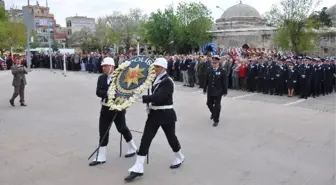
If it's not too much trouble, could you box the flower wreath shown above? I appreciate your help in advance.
[107,61,156,111]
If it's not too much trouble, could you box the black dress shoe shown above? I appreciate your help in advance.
[125,152,136,158]
[20,103,27,106]
[89,161,105,166]
[213,121,219,127]
[124,172,143,182]
[9,100,14,106]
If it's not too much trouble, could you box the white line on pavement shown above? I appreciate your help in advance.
[282,99,307,106]
[231,93,257,99]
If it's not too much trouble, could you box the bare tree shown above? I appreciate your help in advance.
[265,0,322,53]
[104,9,146,52]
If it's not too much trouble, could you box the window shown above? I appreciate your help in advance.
[41,9,44,14]
[66,21,72,27]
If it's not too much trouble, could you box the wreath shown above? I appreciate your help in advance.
[107,61,156,111]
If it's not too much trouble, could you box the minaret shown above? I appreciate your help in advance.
[28,0,30,5]
[46,0,48,7]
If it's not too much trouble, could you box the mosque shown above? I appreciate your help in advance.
[210,2,336,57]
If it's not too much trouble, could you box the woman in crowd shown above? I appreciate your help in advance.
[285,62,297,97]
[238,59,248,91]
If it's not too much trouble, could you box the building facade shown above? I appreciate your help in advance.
[65,16,95,36]
[327,5,336,27]
[54,24,67,46]
[210,2,336,57]
[23,3,56,44]
[211,2,277,52]
[7,8,24,22]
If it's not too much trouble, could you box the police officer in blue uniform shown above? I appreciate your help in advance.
[203,55,228,127]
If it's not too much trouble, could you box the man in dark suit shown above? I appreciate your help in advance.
[125,58,184,182]
[89,55,137,166]
[9,59,28,106]
[203,55,228,127]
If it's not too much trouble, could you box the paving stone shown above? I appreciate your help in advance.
[0,69,334,185]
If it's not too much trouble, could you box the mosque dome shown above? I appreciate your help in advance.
[215,2,266,30]
[327,4,336,14]
[326,4,336,26]
[220,2,262,20]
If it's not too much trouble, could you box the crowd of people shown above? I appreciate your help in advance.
[163,54,336,99]
[0,52,137,72]
[2,52,335,99]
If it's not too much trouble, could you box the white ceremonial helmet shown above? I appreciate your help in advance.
[101,57,115,66]
[153,58,167,69]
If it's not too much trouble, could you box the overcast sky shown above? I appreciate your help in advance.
[4,0,336,26]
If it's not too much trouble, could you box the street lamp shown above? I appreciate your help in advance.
[135,36,140,56]
[216,5,225,12]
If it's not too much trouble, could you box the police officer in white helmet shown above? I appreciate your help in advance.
[124,58,185,182]
[89,54,137,166]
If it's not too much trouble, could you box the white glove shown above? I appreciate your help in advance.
[146,107,150,114]
[294,80,297,83]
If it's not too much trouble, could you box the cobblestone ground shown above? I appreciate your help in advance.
[0,69,335,185]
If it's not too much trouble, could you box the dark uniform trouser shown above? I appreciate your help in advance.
[269,79,276,94]
[320,80,327,95]
[276,79,284,95]
[198,75,205,88]
[188,72,195,86]
[327,79,333,93]
[257,78,264,92]
[311,78,319,96]
[207,95,222,122]
[99,106,132,147]
[138,115,181,156]
[11,84,25,103]
[299,78,310,98]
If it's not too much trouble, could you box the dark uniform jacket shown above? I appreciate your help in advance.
[96,74,110,106]
[204,67,228,96]
[197,62,208,76]
[143,74,177,125]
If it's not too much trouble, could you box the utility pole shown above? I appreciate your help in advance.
[48,26,52,70]
[23,7,34,69]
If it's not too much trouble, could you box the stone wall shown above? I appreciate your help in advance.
[212,28,276,49]
[216,17,266,30]
[212,28,335,57]
[314,35,336,57]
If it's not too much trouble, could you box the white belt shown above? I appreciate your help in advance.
[101,102,109,106]
[149,105,173,110]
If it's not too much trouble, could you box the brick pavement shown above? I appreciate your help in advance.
[0,69,335,185]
